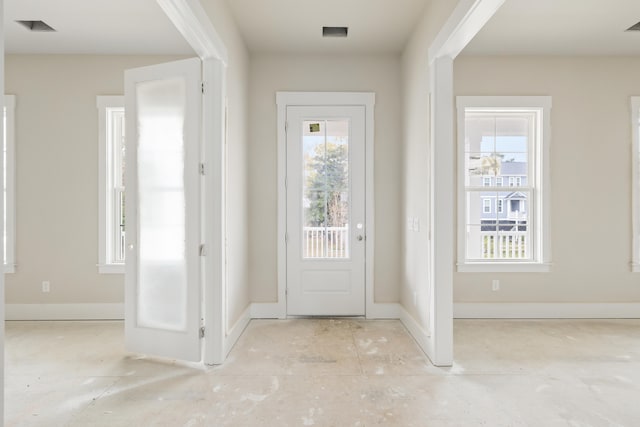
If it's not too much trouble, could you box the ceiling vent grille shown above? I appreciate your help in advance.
[323,27,348,38]
[16,20,56,32]
[626,21,640,31]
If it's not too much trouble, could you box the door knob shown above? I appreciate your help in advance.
[357,235,364,241]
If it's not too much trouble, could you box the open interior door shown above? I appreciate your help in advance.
[124,58,202,362]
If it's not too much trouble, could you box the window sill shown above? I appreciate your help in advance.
[98,264,125,274]
[457,262,552,273]
[4,264,16,274]
[632,263,640,273]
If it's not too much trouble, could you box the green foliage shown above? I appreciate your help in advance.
[305,142,348,227]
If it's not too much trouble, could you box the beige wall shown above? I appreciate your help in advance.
[454,55,640,303]
[201,0,251,329]
[248,54,403,303]
[4,54,186,305]
[400,0,458,329]
[3,0,253,328]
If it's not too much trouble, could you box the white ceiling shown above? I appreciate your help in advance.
[4,0,193,54]
[463,0,640,55]
[224,0,429,54]
[5,0,640,56]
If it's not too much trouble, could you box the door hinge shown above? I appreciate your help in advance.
[285,176,288,189]
[200,163,206,176]
[201,82,205,94]
[199,244,207,256]
[199,326,205,338]
[285,232,289,243]
[285,288,288,296]
[285,121,288,133]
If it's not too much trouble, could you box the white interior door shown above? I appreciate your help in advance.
[286,106,366,316]
[124,58,202,361]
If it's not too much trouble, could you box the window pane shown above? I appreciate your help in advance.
[136,77,187,331]
[302,119,350,259]
[466,152,500,186]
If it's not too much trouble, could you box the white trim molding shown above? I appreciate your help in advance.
[454,303,640,319]
[399,306,433,358]
[4,95,16,274]
[221,305,251,359]
[428,0,506,62]
[6,303,124,320]
[157,0,228,63]
[631,97,640,272]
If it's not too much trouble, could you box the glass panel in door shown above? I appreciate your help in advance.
[301,119,350,259]
[136,77,187,331]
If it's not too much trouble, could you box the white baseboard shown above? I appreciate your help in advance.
[398,306,434,360]
[223,305,252,357]
[366,302,401,319]
[6,303,124,320]
[250,302,285,319]
[454,303,640,319]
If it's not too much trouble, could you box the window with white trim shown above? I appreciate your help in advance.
[457,96,552,272]
[97,96,125,274]
[482,198,491,213]
[482,176,491,187]
[632,97,640,272]
[4,95,16,273]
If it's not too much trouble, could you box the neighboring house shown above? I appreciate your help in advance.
[480,161,528,232]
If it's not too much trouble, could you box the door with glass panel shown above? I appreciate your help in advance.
[286,106,366,316]
[124,58,202,361]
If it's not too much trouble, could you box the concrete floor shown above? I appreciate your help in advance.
[5,318,640,426]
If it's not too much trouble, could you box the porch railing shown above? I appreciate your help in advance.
[303,226,349,259]
[482,231,528,259]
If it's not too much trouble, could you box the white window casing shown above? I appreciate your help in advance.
[97,96,125,274]
[4,95,16,273]
[457,96,552,273]
[632,97,640,272]
[483,198,491,213]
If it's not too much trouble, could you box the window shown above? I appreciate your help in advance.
[632,97,640,272]
[4,95,16,273]
[97,96,125,274]
[483,198,491,213]
[457,96,551,272]
[482,176,491,187]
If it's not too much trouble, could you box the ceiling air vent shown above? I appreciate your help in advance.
[626,21,640,31]
[323,27,348,38]
[16,20,56,32]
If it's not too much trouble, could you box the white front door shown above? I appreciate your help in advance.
[286,106,366,316]
[124,58,203,361]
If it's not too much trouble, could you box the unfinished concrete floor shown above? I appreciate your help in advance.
[5,318,640,426]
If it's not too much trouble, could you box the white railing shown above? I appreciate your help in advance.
[482,231,528,259]
[303,226,349,258]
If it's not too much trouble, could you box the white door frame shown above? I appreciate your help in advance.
[276,92,378,319]
[157,0,228,364]
[423,0,505,366]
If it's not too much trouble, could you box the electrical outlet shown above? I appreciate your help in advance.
[407,217,414,231]
[413,217,420,232]
[492,279,500,291]
[42,281,50,293]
